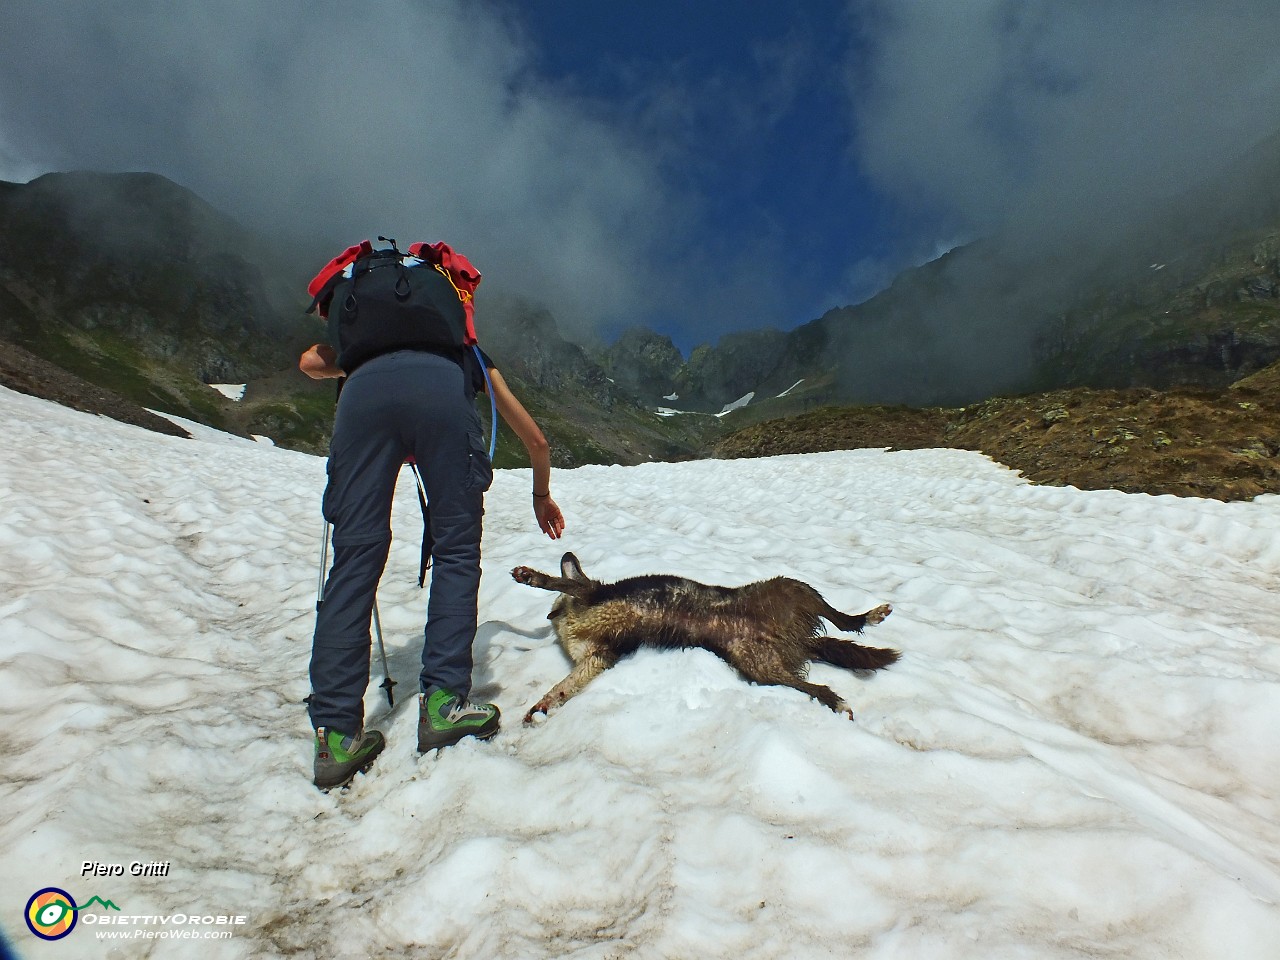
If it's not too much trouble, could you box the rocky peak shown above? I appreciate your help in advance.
[597,327,684,404]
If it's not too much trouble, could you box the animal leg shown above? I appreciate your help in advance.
[748,673,853,719]
[785,679,853,719]
[725,644,857,720]
[819,600,892,633]
[524,651,616,723]
[511,566,592,599]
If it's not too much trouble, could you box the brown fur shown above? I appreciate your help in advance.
[511,552,897,723]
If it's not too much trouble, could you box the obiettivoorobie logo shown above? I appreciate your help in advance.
[24,888,121,941]
[24,886,250,944]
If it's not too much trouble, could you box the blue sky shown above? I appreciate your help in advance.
[509,0,925,338]
[3,2,1280,353]
[516,1,892,248]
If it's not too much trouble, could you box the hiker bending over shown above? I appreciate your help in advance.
[300,239,564,790]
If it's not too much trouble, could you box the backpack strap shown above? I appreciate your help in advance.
[306,240,374,318]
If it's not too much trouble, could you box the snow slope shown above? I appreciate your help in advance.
[2,384,1279,959]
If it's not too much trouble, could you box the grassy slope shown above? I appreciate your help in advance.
[715,361,1280,502]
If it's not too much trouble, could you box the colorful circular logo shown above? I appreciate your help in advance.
[25,888,78,941]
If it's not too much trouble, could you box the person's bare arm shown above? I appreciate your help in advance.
[485,367,565,539]
[299,343,344,379]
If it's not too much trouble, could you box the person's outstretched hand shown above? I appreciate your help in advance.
[534,495,565,540]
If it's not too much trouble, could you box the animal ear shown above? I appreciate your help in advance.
[560,552,588,582]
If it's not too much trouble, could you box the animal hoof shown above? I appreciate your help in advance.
[866,603,892,625]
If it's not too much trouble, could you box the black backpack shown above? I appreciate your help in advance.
[309,241,471,373]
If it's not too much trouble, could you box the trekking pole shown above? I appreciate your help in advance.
[408,460,426,500]
[316,519,397,707]
[315,520,331,611]
[316,376,344,612]
[406,459,434,588]
[371,599,397,707]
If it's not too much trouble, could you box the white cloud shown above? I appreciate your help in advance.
[0,0,695,337]
[846,0,1280,239]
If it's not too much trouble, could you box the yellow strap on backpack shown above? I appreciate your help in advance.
[433,262,473,304]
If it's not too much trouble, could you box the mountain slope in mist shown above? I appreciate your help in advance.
[0,171,318,430]
[0,171,709,465]
[641,129,1280,416]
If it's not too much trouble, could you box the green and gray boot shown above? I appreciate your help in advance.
[418,689,500,752]
[313,727,385,790]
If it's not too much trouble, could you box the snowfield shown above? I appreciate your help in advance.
[2,383,1279,959]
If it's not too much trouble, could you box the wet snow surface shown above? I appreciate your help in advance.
[2,383,1279,959]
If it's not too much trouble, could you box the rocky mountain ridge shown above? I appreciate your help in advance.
[603,131,1280,418]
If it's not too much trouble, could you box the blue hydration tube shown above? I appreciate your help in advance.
[472,344,498,460]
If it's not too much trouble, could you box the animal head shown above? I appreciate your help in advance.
[547,552,596,624]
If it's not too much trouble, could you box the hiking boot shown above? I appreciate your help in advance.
[313,727,385,790]
[418,689,500,751]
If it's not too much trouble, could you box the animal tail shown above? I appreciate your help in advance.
[813,637,901,671]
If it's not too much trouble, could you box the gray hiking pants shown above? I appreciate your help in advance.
[308,349,492,735]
